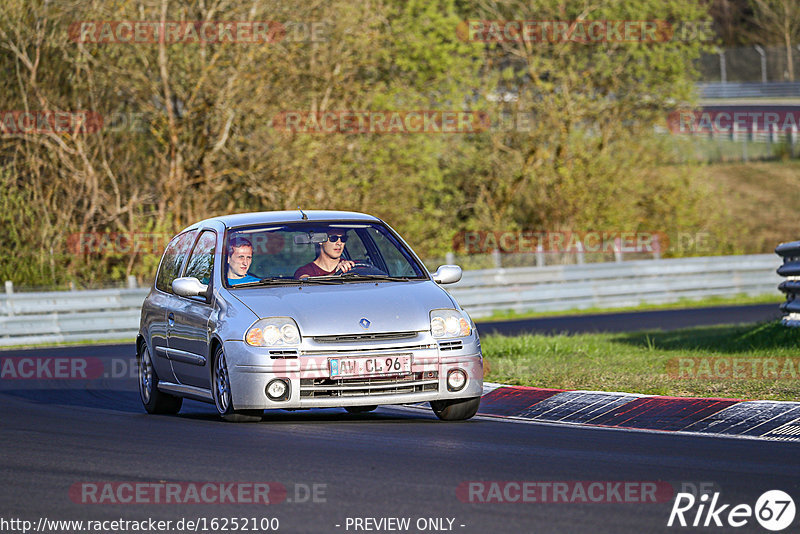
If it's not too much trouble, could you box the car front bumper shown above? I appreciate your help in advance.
[224,333,483,410]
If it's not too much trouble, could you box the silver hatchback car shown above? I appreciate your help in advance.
[137,210,483,422]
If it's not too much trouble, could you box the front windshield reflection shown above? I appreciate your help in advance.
[224,222,426,287]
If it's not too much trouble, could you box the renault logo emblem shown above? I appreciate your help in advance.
[359,318,371,329]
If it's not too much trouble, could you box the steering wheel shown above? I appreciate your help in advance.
[334,260,385,276]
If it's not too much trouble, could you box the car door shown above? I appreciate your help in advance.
[150,230,198,383]
[168,230,217,389]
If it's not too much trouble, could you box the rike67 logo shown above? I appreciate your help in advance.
[668,490,795,531]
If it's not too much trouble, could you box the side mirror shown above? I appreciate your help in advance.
[172,277,209,298]
[432,265,462,284]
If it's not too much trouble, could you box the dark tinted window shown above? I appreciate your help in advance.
[184,231,216,285]
[155,231,198,293]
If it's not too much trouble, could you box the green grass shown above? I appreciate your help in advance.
[481,321,800,401]
[476,293,783,322]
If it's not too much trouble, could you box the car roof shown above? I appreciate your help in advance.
[180,210,381,232]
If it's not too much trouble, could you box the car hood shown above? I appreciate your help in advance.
[227,280,455,336]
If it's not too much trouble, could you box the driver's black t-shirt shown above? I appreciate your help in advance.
[294,261,335,279]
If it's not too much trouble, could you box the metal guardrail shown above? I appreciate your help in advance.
[698,82,800,100]
[0,287,148,346]
[775,242,800,327]
[0,254,782,346]
[448,254,780,318]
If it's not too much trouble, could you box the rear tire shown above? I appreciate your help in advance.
[344,405,378,414]
[430,396,480,421]
[138,342,182,415]
[212,346,262,423]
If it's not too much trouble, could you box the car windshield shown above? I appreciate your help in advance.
[224,221,427,287]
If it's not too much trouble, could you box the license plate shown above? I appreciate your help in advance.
[329,355,412,378]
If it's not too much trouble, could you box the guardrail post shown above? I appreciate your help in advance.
[491,248,501,269]
[575,241,585,265]
[790,125,798,158]
[127,275,137,289]
[4,281,14,318]
[741,124,749,162]
[535,244,544,267]
[652,234,662,260]
[613,237,623,263]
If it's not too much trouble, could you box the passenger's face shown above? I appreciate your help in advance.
[228,245,252,277]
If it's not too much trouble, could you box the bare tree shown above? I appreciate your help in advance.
[749,0,800,80]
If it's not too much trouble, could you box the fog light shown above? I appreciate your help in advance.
[447,369,467,392]
[266,379,290,401]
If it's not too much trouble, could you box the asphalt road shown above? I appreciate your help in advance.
[2,341,799,533]
[475,303,781,336]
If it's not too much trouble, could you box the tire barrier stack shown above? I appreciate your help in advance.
[776,241,800,327]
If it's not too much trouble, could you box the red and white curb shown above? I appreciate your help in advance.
[474,382,800,441]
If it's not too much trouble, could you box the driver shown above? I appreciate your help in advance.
[294,229,355,279]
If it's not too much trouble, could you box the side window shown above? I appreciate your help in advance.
[155,231,198,293]
[184,231,216,285]
[342,231,368,261]
[368,228,419,277]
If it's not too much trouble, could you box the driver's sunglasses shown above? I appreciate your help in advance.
[328,234,348,243]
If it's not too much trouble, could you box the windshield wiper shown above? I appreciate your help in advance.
[335,273,413,282]
[231,277,341,288]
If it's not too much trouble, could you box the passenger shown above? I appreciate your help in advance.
[294,229,355,279]
[227,236,260,285]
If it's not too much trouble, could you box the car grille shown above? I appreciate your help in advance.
[438,340,463,351]
[312,331,419,343]
[269,350,298,358]
[299,371,439,398]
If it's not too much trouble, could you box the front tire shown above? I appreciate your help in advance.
[212,346,262,423]
[430,396,480,421]
[138,342,182,415]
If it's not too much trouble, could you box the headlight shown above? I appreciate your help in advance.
[429,309,471,338]
[245,318,301,347]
